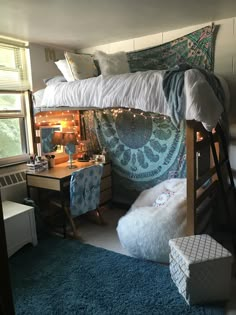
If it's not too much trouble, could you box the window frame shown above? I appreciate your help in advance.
[0,90,33,167]
[0,38,33,167]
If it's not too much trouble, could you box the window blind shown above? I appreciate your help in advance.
[0,39,30,91]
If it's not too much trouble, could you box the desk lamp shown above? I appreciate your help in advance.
[52,131,78,169]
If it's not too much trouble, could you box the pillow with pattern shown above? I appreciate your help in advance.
[95,51,130,76]
[64,51,98,80]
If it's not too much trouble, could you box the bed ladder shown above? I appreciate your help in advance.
[186,121,236,237]
[208,123,236,233]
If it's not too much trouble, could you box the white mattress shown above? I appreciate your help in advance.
[35,69,229,131]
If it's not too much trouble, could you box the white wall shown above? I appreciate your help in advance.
[80,17,236,123]
[29,44,65,92]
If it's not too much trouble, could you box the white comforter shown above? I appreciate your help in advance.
[37,69,229,131]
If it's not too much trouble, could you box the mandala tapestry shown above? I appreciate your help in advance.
[94,110,186,204]
[82,110,101,155]
[85,25,217,205]
[128,24,216,72]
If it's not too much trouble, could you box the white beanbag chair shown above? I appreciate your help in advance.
[117,178,187,263]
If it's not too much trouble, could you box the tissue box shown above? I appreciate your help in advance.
[169,234,233,305]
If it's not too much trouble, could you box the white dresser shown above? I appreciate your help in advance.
[2,200,38,257]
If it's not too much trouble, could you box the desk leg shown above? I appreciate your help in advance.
[27,185,31,199]
[60,191,67,238]
[60,187,80,239]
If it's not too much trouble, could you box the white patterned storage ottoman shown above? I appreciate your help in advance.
[169,234,233,305]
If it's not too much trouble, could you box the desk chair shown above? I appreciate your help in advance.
[64,164,104,238]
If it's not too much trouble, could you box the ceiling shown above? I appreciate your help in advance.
[1,0,236,50]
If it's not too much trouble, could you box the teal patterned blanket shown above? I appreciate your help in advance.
[162,63,225,128]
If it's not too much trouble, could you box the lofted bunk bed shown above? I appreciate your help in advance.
[32,70,230,230]
[31,25,234,257]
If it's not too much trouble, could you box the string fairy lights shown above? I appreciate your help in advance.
[34,110,81,142]
[101,107,169,121]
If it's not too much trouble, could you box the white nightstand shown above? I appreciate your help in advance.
[2,200,38,257]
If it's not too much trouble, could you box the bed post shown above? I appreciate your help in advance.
[186,120,197,235]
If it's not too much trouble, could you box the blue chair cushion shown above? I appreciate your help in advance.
[70,164,103,217]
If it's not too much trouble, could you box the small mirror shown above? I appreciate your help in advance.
[40,125,63,155]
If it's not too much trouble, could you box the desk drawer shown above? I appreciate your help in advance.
[102,163,111,178]
[100,188,112,205]
[27,175,60,191]
[101,176,112,191]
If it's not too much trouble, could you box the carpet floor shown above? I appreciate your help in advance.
[9,236,225,315]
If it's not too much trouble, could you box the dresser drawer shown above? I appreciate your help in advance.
[100,163,112,204]
[100,188,112,205]
[101,176,112,192]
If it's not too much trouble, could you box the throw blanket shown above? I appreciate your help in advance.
[163,64,225,128]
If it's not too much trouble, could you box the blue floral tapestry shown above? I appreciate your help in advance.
[94,110,186,204]
[128,24,216,72]
[85,25,217,205]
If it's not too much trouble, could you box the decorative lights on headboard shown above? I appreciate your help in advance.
[34,110,83,140]
[34,110,86,157]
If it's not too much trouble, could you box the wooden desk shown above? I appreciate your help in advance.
[26,161,112,204]
[26,161,112,236]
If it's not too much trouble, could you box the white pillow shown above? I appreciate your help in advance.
[55,59,74,82]
[95,51,130,76]
[64,51,98,80]
[43,76,66,85]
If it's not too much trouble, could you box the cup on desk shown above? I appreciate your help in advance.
[49,159,55,168]
[94,154,105,163]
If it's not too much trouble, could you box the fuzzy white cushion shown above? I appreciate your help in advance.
[116,178,187,263]
[55,59,74,82]
[95,51,130,76]
[65,52,98,80]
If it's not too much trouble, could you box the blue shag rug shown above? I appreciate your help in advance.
[9,236,225,315]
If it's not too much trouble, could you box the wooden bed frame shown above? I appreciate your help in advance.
[186,120,212,235]
[186,119,235,236]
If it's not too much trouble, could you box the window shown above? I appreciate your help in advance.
[0,37,33,166]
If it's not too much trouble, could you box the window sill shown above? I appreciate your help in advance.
[0,155,29,168]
